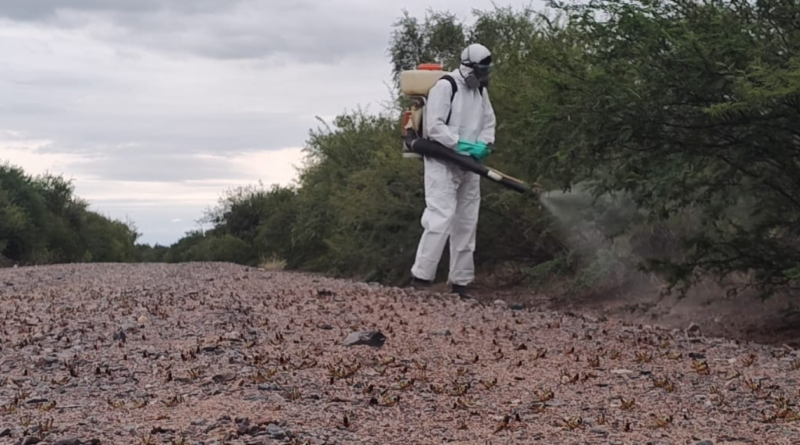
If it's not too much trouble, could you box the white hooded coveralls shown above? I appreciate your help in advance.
[410,46,497,286]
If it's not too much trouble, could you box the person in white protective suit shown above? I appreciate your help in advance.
[409,43,496,300]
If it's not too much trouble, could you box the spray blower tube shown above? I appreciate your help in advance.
[403,129,533,195]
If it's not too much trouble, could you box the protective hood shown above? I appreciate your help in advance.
[458,43,492,88]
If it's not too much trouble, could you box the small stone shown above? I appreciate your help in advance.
[696,441,714,445]
[20,437,42,445]
[258,383,280,391]
[430,329,451,336]
[212,373,237,383]
[223,331,241,341]
[342,330,386,348]
[493,299,507,309]
[34,356,59,367]
[267,424,286,439]
[687,323,701,337]
[53,438,82,445]
[509,303,525,311]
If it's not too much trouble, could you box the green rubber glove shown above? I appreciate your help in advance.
[457,140,491,161]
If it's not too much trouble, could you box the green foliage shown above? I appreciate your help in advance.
[136,243,169,263]
[174,233,255,264]
[0,161,141,266]
[527,0,800,297]
[389,10,467,83]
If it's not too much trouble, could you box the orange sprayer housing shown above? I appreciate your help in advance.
[417,63,443,71]
[401,110,412,136]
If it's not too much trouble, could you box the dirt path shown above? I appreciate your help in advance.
[1,263,799,445]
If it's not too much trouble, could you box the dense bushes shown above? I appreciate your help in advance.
[0,162,140,265]
[533,0,800,298]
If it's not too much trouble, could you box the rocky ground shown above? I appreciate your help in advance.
[1,263,800,445]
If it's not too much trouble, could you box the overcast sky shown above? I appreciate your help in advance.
[0,0,534,246]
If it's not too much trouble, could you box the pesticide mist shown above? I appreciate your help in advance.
[538,183,640,245]
[536,182,660,295]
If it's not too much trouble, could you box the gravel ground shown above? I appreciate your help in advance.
[1,262,800,445]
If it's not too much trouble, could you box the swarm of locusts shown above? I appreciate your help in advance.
[0,262,796,444]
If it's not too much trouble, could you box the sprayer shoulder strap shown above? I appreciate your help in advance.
[439,75,483,125]
[440,75,457,125]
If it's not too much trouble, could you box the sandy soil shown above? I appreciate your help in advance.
[1,263,800,445]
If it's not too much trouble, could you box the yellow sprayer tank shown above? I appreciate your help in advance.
[400,63,446,159]
[399,63,447,97]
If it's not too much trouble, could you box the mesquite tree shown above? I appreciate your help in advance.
[534,0,800,296]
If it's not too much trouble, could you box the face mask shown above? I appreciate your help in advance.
[465,74,481,89]
[465,63,492,89]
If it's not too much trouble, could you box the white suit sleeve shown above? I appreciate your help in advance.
[425,79,459,149]
[478,89,496,145]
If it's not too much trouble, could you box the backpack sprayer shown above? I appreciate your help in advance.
[399,63,537,196]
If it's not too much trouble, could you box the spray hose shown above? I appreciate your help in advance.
[403,129,538,196]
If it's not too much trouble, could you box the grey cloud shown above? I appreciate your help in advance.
[0,0,239,20]
[7,72,117,90]
[2,108,313,157]
[0,0,392,62]
[68,152,245,183]
[0,102,67,117]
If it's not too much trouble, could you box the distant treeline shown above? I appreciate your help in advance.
[0,162,140,265]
